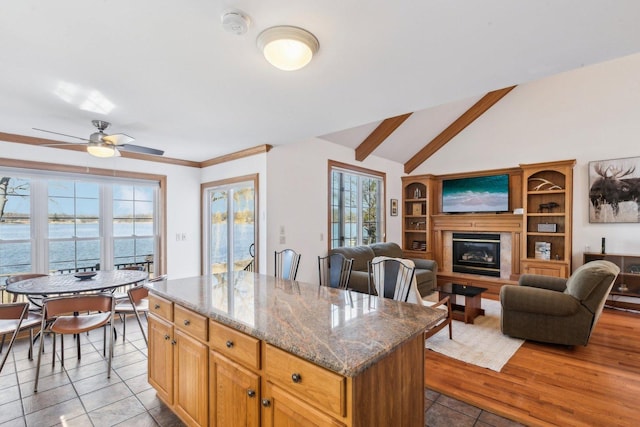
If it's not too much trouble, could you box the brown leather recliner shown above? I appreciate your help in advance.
[500,260,620,346]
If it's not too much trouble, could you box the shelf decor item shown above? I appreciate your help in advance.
[414,187,422,199]
[535,242,551,260]
[589,156,640,223]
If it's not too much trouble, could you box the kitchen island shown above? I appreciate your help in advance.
[145,271,444,427]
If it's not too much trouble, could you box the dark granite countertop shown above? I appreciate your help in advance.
[146,271,444,377]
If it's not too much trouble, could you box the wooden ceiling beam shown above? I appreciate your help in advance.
[403,85,517,174]
[355,113,412,161]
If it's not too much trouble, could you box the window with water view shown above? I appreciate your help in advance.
[0,171,160,295]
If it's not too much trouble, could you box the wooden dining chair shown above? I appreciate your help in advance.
[318,253,353,290]
[423,296,453,340]
[275,249,301,280]
[35,293,115,392]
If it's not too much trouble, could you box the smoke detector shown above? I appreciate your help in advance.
[221,11,250,35]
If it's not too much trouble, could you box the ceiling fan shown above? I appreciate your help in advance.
[33,120,165,157]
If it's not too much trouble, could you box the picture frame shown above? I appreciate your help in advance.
[390,199,398,216]
[589,156,640,223]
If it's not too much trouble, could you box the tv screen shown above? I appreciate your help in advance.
[442,174,509,213]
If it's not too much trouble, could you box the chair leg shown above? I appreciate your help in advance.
[51,333,56,368]
[34,329,47,392]
[28,328,34,360]
[122,313,127,341]
[76,332,81,360]
[107,320,113,378]
[133,310,148,346]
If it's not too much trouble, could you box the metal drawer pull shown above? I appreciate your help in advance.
[154,304,160,309]
[247,389,256,398]
[183,319,190,326]
[164,334,170,340]
[171,339,176,345]
[291,373,302,383]
[261,398,271,407]
[226,340,234,348]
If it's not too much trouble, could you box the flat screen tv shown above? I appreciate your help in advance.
[442,174,509,213]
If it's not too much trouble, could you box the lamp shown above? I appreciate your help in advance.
[87,141,116,158]
[257,26,319,71]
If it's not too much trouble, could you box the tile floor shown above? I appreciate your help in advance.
[0,316,522,427]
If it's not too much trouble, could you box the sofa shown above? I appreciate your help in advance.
[500,259,620,346]
[329,242,438,297]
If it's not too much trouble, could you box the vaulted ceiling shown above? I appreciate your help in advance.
[2,1,640,166]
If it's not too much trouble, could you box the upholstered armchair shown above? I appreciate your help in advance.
[500,260,620,346]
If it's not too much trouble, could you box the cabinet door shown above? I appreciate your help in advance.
[174,329,209,427]
[262,382,345,427]
[210,351,260,427]
[147,314,173,404]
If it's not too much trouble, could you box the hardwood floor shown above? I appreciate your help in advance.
[425,307,640,427]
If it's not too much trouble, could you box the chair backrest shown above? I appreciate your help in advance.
[0,302,28,322]
[318,253,353,289]
[275,249,301,280]
[6,273,48,285]
[43,293,114,320]
[368,257,416,302]
[565,260,620,316]
[128,286,149,305]
[121,265,145,271]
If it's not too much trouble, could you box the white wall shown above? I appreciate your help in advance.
[266,138,405,284]
[1,141,202,278]
[201,153,268,273]
[412,53,640,270]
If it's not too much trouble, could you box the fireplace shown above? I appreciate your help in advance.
[452,233,501,277]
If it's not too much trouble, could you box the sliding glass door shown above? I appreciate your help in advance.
[203,175,257,275]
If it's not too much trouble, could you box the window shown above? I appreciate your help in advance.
[329,161,385,249]
[0,165,162,281]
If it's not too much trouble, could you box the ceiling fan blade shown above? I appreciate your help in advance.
[118,144,164,156]
[102,133,134,145]
[33,128,89,142]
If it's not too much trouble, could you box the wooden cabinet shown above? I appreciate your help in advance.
[210,351,260,427]
[401,175,434,259]
[147,294,209,427]
[148,314,173,404]
[521,160,575,278]
[149,295,427,427]
[584,252,640,310]
[262,382,345,427]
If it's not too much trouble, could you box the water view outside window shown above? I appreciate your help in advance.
[205,179,255,274]
[330,166,384,249]
[0,172,159,283]
[113,184,156,268]
[48,180,101,272]
[0,176,31,275]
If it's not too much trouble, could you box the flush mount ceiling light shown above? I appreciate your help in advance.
[257,26,319,71]
[86,141,118,158]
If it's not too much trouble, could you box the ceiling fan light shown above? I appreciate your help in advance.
[257,26,319,71]
[87,141,116,158]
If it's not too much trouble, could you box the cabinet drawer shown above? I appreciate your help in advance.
[210,321,260,370]
[174,305,208,342]
[265,344,345,418]
[148,294,173,322]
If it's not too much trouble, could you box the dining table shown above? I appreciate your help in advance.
[6,270,148,303]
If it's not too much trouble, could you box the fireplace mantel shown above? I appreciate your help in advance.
[432,213,522,232]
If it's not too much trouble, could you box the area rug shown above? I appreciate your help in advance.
[424,298,524,372]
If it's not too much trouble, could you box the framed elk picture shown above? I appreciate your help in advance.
[589,156,640,223]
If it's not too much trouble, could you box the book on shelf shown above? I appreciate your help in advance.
[535,242,551,260]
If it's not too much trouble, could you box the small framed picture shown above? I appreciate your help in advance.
[390,199,398,216]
